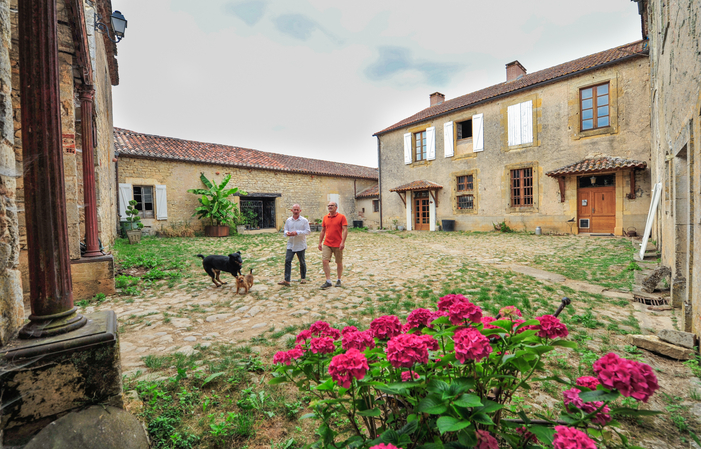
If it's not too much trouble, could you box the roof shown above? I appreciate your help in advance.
[356,184,379,199]
[374,40,648,136]
[389,180,443,192]
[546,157,647,177]
[114,128,378,180]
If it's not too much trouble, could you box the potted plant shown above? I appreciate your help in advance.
[187,173,245,237]
[232,209,246,235]
[124,200,144,244]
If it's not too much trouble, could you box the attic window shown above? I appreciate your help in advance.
[456,119,473,140]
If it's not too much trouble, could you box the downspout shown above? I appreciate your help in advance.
[376,136,382,229]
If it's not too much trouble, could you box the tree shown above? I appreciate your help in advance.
[187,173,246,227]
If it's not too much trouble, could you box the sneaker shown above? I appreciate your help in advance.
[335,280,342,287]
[320,280,332,289]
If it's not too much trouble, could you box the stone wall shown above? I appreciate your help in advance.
[0,0,23,346]
[378,57,651,235]
[117,157,377,234]
[355,198,380,229]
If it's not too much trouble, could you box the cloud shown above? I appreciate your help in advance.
[273,14,320,41]
[364,46,464,86]
[225,0,267,26]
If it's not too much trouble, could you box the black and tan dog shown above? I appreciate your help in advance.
[196,252,243,287]
[236,269,254,295]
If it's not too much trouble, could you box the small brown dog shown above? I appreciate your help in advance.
[236,269,254,295]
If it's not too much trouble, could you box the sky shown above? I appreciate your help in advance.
[111,0,643,168]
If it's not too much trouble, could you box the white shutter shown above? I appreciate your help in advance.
[403,133,412,164]
[328,193,340,212]
[472,114,484,152]
[426,126,435,160]
[155,185,168,220]
[507,103,521,146]
[118,183,132,220]
[443,122,454,157]
[521,100,533,144]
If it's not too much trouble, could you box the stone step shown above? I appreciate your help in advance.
[629,334,695,360]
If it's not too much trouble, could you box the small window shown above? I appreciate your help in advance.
[457,194,474,210]
[580,83,610,131]
[457,175,473,192]
[133,185,154,218]
[414,131,427,161]
[456,119,472,140]
[511,168,533,207]
[372,199,379,212]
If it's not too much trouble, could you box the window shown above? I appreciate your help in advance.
[511,168,533,207]
[456,174,474,210]
[507,100,533,146]
[414,130,427,161]
[457,175,473,192]
[457,195,474,210]
[456,119,472,140]
[133,185,154,218]
[372,199,379,212]
[580,83,609,130]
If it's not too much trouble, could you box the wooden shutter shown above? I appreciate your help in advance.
[118,183,133,220]
[426,127,435,160]
[155,185,168,220]
[404,133,412,164]
[520,100,533,144]
[472,114,484,151]
[507,103,521,146]
[443,122,454,157]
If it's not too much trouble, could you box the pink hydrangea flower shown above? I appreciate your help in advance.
[328,348,369,388]
[418,334,439,351]
[341,325,358,336]
[563,388,611,426]
[310,321,331,336]
[406,308,435,329]
[476,430,499,449]
[482,316,500,329]
[431,309,449,323]
[342,330,376,352]
[310,337,336,354]
[401,371,420,381]
[576,376,600,390]
[454,327,492,363]
[499,305,523,319]
[386,333,429,368]
[448,301,483,326]
[535,315,569,339]
[294,344,306,354]
[516,427,540,445]
[553,426,597,449]
[369,444,400,449]
[273,348,303,365]
[593,353,659,402]
[437,293,469,311]
[296,329,312,343]
[370,315,403,340]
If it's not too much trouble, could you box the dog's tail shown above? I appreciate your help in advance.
[195,254,205,259]
[249,268,253,274]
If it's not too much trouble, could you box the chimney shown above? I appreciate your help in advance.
[430,92,445,107]
[506,61,527,82]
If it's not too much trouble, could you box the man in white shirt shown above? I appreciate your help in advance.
[278,204,310,286]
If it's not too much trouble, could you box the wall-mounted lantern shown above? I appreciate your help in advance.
[95,10,127,43]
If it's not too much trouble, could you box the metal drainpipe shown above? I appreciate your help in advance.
[376,136,382,229]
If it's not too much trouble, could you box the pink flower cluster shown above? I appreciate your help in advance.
[310,321,341,340]
[475,430,499,449]
[369,444,400,449]
[401,371,420,382]
[454,327,492,363]
[499,305,522,319]
[295,329,312,343]
[576,376,600,390]
[437,294,469,311]
[341,325,358,336]
[535,315,569,339]
[553,426,597,449]
[272,347,304,365]
[310,337,336,354]
[405,308,434,330]
[341,330,376,352]
[448,301,483,325]
[328,348,369,388]
[370,315,403,340]
[593,353,659,402]
[562,388,611,425]
[386,333,429,368]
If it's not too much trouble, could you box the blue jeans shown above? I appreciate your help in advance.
[284,249,306,282]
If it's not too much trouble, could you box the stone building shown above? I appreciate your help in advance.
[374,41,652,235]
[355,184,380,229]
[635,0,701,334]
[114,128,378,233]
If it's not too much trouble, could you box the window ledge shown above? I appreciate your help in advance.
[507,206,537,214]
[505,141,536,152]
[574,126,615,140]
[410,160,432,167]
[453,153,477,161]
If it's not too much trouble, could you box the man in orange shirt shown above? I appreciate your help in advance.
[318,201,348,289]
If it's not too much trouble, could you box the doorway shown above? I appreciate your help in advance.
[577,174,615,234]
[414,191,430,231]
[240,197,276,229]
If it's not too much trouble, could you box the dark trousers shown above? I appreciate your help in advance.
[285,249,306,282]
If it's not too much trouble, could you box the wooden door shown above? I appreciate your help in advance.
[578,187,615,233]
[414,191,430,231]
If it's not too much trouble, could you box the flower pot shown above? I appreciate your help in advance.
[126,229,142,244]
[205,225,230,237]
[236,225,246,234]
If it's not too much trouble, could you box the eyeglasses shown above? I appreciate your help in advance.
[327,205,336,208]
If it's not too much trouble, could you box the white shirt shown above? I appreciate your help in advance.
[284,216,310,251]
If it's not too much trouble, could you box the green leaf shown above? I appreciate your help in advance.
[380,429,399,444]
[427,379,450,394]
[529,425,555,444]
[470,412,495,425]
[436,416,471,434]
[457,427,477,446]
[417,394,448,414]
[527,345,554,355]
[299,413,316,420]
[490,319,515,331]
[315,378,336,391]
[357,409,381,417]
[551,340,578,349]
[610,407,662,417]
[453,393,482,408]
[199,173,213,189]
[447,378,475,396]
[579,389,619,403]
[398,420,419,436]
[477,399,503,414]
[268,376,288,385]
[201,372,225,387]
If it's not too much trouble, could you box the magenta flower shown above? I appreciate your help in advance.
[328,348,369,388]
[295,329,312,343]
[386,333,429,368]
[369,444,400,449]
[437,293,469,311]
[310,321,331,336]
[273,348,303,365]
[406,308,435,329]
[482,316,500,329]
[310,337,336,354]
[342,330,376,352]
[418,334,439,351]
[516,427,540,445]
[593,353,659,402]
[553,426,597,449]
[535,315,569,339]
[499,305,522,319]
[341,325,358,336]
[401,371,420,382]
[370,315,403,340]
[475,430,499,449]
[576,376,600,390]
[448,301,483,325]
[562,388,611,425]
[454,327,492,363]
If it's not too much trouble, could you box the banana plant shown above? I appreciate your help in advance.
[187,173,246,226]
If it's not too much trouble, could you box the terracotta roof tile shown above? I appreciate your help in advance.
[546,157,647,177]
[374,40,648,136]
[114,128,378,180]
[356,184,379,198]
[389,180,443,192]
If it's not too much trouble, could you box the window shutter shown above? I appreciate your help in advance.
[403,133,412,164]
[426,126,436,160]
[507,104,521,146]
[472,114,484,151]
[118,183,133,220]
[521,100,533,144]
[156,185,168,220]
[443,122,454,157]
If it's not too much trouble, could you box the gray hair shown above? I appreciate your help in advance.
[328,202,338,208]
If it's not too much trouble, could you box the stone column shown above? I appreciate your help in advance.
[79,86,102,257]
[17,0,86,338]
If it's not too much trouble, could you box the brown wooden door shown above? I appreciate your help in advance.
[414,191,430,231]
[578,186,615,233]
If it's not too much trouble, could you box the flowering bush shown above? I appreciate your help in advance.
[271,297,660,448]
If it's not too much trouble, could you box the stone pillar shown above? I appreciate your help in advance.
[79,86,101,257]
[17,0,86,337]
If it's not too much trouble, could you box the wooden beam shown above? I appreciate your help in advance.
[429,189,438,208]
[628,170,636,199]
[558,177,566,203]
[396,192,406,207]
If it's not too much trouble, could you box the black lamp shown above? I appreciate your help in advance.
[95,10,127,43]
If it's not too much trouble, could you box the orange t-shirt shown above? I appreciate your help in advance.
[322,213,348,247]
